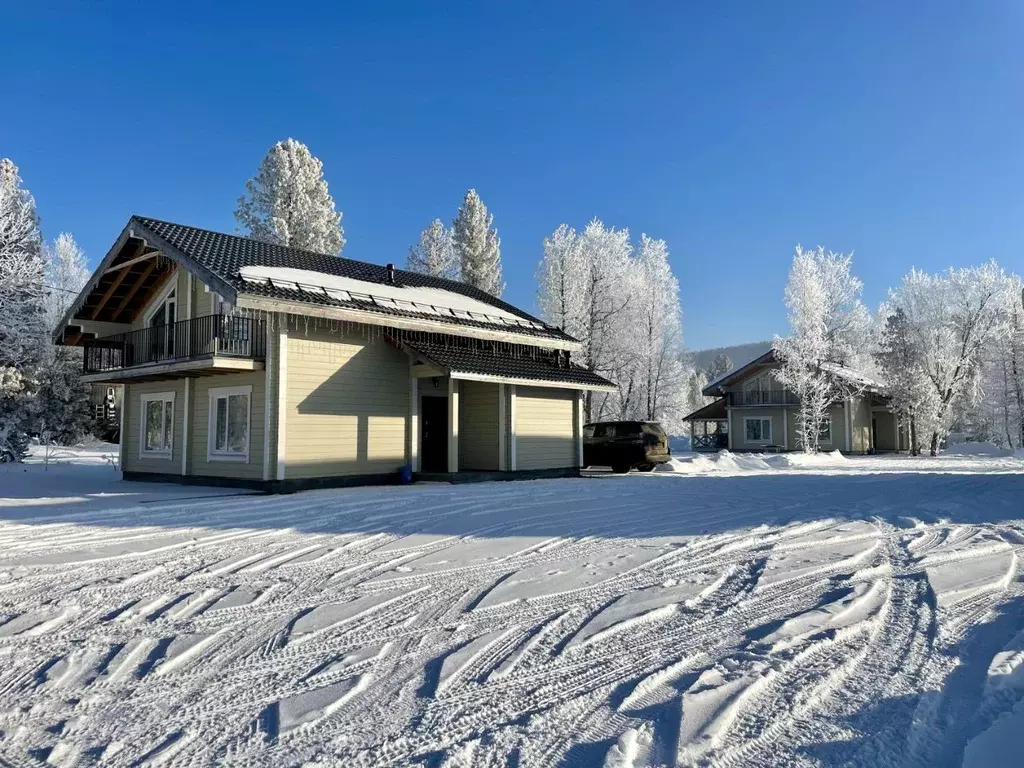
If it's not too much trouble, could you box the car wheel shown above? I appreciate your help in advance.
[611,463,631,474]
[637,464,656,472]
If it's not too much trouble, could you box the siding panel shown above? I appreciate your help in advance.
[285,327,409,479]
[515,387,575,470]
[190,372,266,480]
[459,381,499,470]
[122,379,186,473]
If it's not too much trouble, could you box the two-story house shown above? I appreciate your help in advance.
[54,217,616,490]
[683,350,908,453]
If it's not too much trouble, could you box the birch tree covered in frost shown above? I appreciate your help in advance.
[407,219,459,280]
[0,159,47,459]
[885,262,1013,455]
[452,189,503,297]
[536,220,687,429]
[235,138,345,256]
[773,246,871,453]
[36,233,92,444]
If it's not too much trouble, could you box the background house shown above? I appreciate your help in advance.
[683,350,907,453]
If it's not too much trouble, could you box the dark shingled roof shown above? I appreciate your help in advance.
[132,217,574,343]
[403,340,616,390]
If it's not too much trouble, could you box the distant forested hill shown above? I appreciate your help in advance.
[691,341,772,374]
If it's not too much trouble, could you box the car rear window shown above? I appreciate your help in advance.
[642,423,667,438]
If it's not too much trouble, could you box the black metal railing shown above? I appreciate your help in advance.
[84,314,266,374]
[730,390,800,406]
[692,433,729,451]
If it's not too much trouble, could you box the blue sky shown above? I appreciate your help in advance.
[2,1,1022,349]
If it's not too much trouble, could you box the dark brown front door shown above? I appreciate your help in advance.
[420,396,448,473]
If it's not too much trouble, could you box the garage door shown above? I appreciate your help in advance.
[515,387,576,470]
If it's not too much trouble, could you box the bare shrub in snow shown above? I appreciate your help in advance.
[235,138,345,256]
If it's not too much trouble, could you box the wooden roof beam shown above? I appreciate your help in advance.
[89,264,133,320]
[102,248,160,275]
[108,260,159,322]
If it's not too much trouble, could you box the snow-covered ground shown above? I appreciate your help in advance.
[2,449,1024,766]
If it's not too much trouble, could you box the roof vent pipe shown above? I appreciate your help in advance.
[386,263,396,285]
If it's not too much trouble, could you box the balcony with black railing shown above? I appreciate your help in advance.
[83,314,266,375]
[729,389,800,406]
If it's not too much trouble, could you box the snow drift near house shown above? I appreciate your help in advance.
[1,448,1024,765]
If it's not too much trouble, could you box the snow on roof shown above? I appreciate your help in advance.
[239,266,546,330]
[820,362,885,390]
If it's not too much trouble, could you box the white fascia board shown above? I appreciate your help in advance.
[448,370,616,392]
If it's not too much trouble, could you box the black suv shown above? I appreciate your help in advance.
[583,421,671,473]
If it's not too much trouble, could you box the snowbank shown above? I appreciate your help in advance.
[944,442,1011,458]
[658,449,849,475]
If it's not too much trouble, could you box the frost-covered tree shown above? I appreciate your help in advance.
[706,354,733,381]
[536,223,585,341]
[773,246,871,453]
[886,262,1012,455]
[407,219,458,280]
[235,138,345,255]
[875,307,935,454]
[36,233,92,444]
[537,221,686,428]
[0,159,46,460]
[618,235,687,430]
[452,189,503,297]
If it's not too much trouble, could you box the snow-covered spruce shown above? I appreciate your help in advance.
[407,218,459,280]
[452,189,503,297]
[235,138,345,256]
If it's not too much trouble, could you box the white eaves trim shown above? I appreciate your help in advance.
[449,370,616,392]
[235,294,581,352]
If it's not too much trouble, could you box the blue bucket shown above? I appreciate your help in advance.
[398,464,413,485]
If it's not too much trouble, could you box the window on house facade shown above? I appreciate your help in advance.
[140,392,174,458]
[744,417,772,444]
[208,385,251,461]
[819,416,832,443]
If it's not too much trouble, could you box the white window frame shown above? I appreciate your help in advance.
[144,276,178,326]
[139,392,175,459]
[207,384,252,463]
[743,416,772,446]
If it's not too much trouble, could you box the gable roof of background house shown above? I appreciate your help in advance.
[702,348,884,396]
[57,217,576,348]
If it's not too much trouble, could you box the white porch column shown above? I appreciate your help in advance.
[575,389,584,467]
[276,315,289,481]
[726,406,734,450]
[181,378,191,476]
[410,374,420,472]
[447,378,459,473]
[844,398,852,453]
[782,408,788,451]
[262,320,274,481]
[118,384,126,473]
[498,383,507,471]
[509,384,517,471]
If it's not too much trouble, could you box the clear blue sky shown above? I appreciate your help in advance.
[3,1,1022,349]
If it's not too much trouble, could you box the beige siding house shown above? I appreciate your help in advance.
[55,217,615,490]
[683,350,907,454]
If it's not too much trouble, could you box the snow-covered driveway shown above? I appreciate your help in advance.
[2,455,1024,766]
